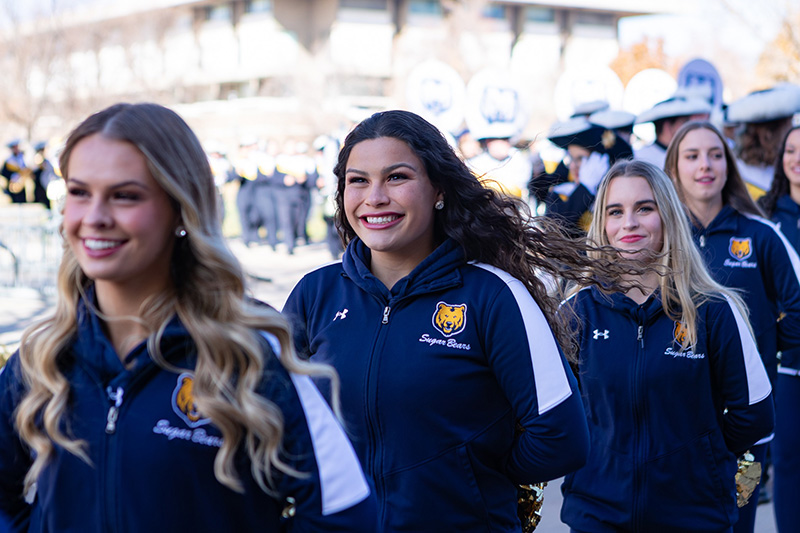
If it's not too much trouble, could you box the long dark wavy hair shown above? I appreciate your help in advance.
[758,125,800,217]
[333,109,637,360]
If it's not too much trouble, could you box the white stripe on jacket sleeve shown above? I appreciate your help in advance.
[723,295,772,405]
[261,332,371,515]
[745,214,800,283]
[474,263,572,415]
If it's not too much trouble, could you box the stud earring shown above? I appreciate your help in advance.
[434,200,444,210]
[175,226,187,237]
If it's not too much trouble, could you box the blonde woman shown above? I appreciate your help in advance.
[561,160,773,532]
[0,103,377,532]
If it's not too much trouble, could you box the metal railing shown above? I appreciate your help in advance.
[0,204,62,297]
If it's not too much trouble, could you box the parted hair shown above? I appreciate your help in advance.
[332,109,637,360]
[15,103,339,495]
[758,125,800,217]
[664,120,764,219]
[589,159,752,349]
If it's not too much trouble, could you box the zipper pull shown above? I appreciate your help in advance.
[637,325,644,348]
[105,386,124,434]
[382,306,391,324]
[699,235,706,248]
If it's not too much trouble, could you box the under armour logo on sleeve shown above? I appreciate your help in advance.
[333,309,349,321]
[593,329,609,340]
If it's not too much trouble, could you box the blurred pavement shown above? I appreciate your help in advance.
[0,238,779,532]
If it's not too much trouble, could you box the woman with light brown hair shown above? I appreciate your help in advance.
[665,120,800,533]
[0,103,377,532]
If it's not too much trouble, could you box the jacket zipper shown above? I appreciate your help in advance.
[699,235,706,248]
[632,317,645,531]
[366,301,394,524]
[105,386,124,434]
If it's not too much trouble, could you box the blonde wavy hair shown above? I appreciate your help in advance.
[15,103,339,495]
[588,159,752,350]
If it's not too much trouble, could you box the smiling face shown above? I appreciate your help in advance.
[603,176,663,260]
[784,129,800,190]
[344,137,443,276]
[674,127,727,212]
[64,134,179,298]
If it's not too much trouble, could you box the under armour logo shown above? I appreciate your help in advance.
[593,329,609,340]
[333,309,349,321]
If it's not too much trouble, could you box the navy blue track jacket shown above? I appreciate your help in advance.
[769,194,800,373]
[561,287,774,533]
[691,206,800,386]
[0,291,377,532]
[283,238,590,532]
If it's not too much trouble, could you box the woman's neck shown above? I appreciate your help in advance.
[94,281,161,361]
[686,196,724,228]
[790,182,800,206]
[623,271,659,305]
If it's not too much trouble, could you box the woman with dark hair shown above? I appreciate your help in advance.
[561,159,773,533]
[0,103,377,532]
[756,124,800,533]
[665,120,800,533]
[283,109,632,531]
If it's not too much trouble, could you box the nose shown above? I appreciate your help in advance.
[699,153,712,170]
[622,210,639,229]
[365,181,389,206]
[83,198,113,228]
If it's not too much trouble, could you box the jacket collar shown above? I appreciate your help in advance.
[73,284,187,384]
[691,205,738,235]
[775,194,800,215]
[342,237,464,301]
[588,285,664,324]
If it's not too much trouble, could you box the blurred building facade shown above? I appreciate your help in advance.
[5,0,689,148]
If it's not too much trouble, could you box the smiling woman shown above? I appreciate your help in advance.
[0,103,378,532]
[561,159,774,532]
[665,121,800,533]
[283,109,648,532]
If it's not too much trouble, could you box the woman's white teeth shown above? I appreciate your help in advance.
[366,215,398,224]
[85,239,120,250]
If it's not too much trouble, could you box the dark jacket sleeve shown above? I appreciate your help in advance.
[760,223,800,353]
[0,355,33,532]
[482,275,589,484]
[708,297,774,454]
[257,338,378,532]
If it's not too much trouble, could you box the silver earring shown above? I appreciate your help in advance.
[434,200,444,210]
[175,226,187,237]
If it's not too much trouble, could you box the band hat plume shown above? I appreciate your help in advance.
[570,100,610,118]
[725,83,800,124]
[635,96,713,124]
[589,109,636,131]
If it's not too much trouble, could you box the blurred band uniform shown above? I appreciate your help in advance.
[529,117,632,237]
[2,139,30,204]
[725,83,800,200]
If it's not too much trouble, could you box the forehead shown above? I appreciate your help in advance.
[680,128,724,149]
[606,176,654,202]
[347,137,419,165]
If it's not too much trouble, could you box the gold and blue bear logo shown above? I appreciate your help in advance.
[432,302,467,337]
[729,237,752,261]
[172,373,210,428]
[673,321,688,347]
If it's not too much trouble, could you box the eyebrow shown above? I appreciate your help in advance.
[606,199,656,210]
[345,162,418,175]
[66,178,151,190]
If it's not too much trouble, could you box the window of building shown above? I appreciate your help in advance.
[204,4,232,22]
[244,0,273,14]
[409,0,442,16]
[340,0,387,9]
[482,3,507,20]
[525,6,555,23]
[574,11,615,27]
